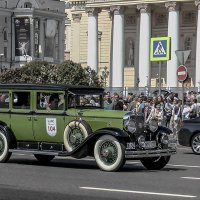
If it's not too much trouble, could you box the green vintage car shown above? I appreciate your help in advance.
[0,84,177,171]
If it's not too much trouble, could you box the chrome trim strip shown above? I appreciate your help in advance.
[9,149,60,156]
[125,149,176,159]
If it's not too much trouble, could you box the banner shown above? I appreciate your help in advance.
[15,18,31,59]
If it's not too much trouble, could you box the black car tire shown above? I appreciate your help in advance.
[140,156,170,170]
[34,154,55,163]
[64,120,92,152]
[94,135,125,172]
[191,133,200,155]
[0,129,12,163]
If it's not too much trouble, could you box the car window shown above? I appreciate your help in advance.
[68,94,101,108]
[0,91,9,108]
[12,92,30,109]
[37,92,64,110]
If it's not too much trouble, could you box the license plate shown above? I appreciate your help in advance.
[144,141,156,149]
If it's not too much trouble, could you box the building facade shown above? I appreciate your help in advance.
[0,0,65,70]
[65,0,200,88]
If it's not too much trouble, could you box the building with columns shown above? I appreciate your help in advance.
[0,0,65,70]
[65,0,200,88]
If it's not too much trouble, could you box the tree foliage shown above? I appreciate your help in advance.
[0,60,102,87]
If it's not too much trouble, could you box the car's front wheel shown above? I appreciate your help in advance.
[191,133,200,154]
[0,130,12,163]
[94,135,125,172]
[34,154,55,163]
[140,156,170,170]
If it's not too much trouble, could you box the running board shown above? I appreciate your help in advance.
[9,149,69,156]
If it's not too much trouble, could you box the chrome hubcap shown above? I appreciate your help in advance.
[69,128,84,148]
[99,140,118,165]
[192,135,200,153]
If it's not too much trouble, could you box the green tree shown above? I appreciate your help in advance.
[0,60,102,87]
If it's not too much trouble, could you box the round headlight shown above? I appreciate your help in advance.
[149,119,158,132]
[123,116,137,133]
[161,133,169,145]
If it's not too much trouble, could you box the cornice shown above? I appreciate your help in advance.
[86,0,194,8]
[69,1,86,11]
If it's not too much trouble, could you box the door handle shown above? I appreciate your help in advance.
[33,116,38,121]
[27,116,32,121]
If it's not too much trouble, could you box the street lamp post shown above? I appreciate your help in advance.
[0,53,4,73]
[101,66,109,88]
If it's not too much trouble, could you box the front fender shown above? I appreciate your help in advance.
[94,127,129,138]
[67,127,130,158]
[158,126,173,134]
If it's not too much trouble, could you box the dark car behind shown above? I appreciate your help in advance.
[178,117,200,154]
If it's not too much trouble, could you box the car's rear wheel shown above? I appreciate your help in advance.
[34,154,55,163]
[94,135,125,172]
[140,156,170,170]
[0,130,12,163]
[191,133,200,155]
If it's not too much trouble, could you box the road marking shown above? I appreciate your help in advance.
[181,177,200,180]
[80,187,197,198]
[167,164,200,168]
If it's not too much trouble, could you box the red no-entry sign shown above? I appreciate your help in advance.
[177,65,188,82]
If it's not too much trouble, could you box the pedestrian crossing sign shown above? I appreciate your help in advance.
[150,37,171,61]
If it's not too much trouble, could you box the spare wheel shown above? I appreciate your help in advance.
[64,120,92,152]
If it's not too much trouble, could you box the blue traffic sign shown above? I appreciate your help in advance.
[150,37,171,61]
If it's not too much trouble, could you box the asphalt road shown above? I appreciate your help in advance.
[0,146,200,200]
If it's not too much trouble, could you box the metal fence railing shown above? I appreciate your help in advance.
[104,87,199,99]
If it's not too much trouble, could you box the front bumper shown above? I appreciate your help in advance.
[125,148,177,159]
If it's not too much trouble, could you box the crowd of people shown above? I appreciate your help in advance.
[103,90,200,136]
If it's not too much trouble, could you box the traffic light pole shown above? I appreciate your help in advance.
[158,61,161,96]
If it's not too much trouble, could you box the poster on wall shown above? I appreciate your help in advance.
[15,18,31,61]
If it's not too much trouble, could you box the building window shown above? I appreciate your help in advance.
[4,47,7,59]
[5,1,7,8]
[4,31,7,41]
[182,11,196,25]
[5,17,7,23]
[125,15,136,27]
[24,2,32,8]
[155,13,167,26]
[184,37,192,59]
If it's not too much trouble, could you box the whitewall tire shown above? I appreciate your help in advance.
[94,135,125,172]
[0,130,11,163]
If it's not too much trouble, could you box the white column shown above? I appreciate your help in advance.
[111,6,125,87]
[137,4,151,87]
[195,1,200,87]
[58,20,65,63]
[39,18,45,59]
[30,18,34,60]
[87,8,99,72]
[134,11,140,87]
[165,2,180,87]
[71,14,82,63]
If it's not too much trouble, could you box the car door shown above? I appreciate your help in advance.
[10,90,34,141]
[32,91,66,143]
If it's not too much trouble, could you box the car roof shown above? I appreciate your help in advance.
[0,83,104,93]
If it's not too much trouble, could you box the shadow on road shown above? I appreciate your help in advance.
[7,157,187,173]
